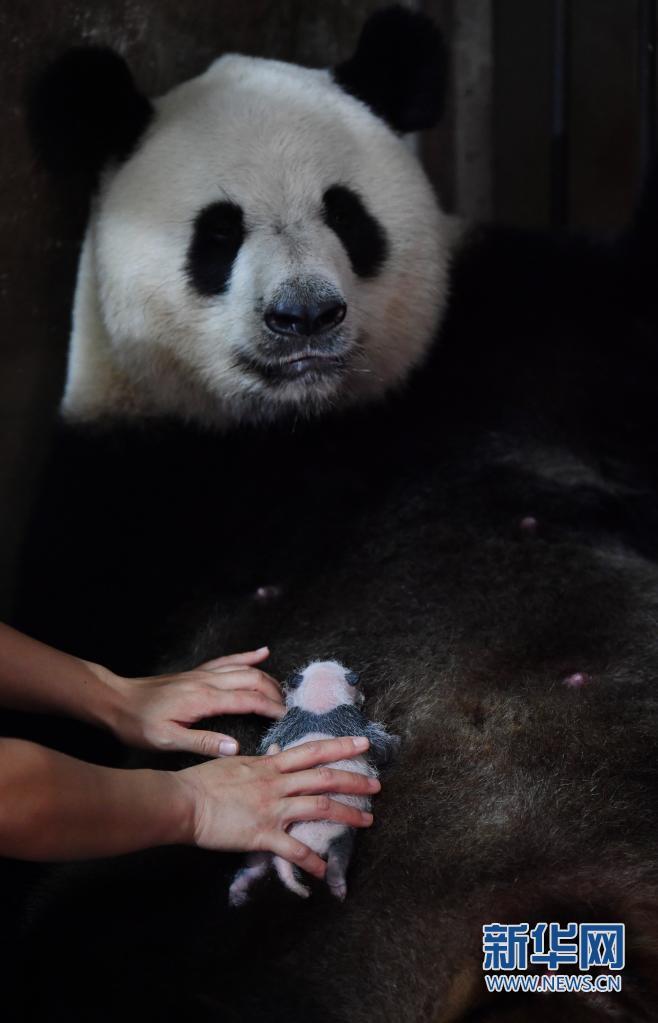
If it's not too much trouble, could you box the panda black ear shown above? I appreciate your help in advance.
[333,5,448,133]
[28,47,153,190]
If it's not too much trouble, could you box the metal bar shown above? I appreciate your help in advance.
[550,0,570,229]
[637,0,657,185]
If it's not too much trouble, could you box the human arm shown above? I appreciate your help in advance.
[0,736,377,873]
[0,623,283,756]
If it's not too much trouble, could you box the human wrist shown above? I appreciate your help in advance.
[74,659,130,736]
[163,769,199,847]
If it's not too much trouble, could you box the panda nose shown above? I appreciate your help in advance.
[264,298,347,337]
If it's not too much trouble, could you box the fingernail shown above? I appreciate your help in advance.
[255,646,269,654]
[361,811,374,824]
[368,778,381,791]
[219,740,238,756]
[352,737,369,750]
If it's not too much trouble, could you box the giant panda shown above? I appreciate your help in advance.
[7,7,658,1023]
[14,5,455,677]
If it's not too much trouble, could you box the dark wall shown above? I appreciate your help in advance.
[493,0,658,230]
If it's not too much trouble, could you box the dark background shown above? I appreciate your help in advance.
[1,0,656,619]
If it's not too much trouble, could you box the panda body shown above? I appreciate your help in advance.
[19,6,638,676]
[18,7,458,668]
[10,9,658,1022]
[229,660,399,905]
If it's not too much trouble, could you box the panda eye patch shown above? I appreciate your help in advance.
[322,185,388,278]
[186,201,245,296]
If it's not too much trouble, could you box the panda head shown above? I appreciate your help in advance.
[31,7,455,427]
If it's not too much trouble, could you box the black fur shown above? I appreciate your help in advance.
[27,47,153,191]
[259,704,370,751]
[10,83,658,1021]
[259,703,397,769]
[322,185,388,278]
[334,6,448,132]
[9,199,658,1020]
[186,201,246,297]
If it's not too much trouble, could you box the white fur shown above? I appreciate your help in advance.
[62,53,457,427]
[272,732,373,900]
[288,659,360,713]
[228,660,375,905]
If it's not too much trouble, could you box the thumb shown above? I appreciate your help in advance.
[170,727,239,759]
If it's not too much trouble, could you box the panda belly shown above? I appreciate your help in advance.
[273,733,373,900]
[285,733,374,835]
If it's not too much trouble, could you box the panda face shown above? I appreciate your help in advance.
[65,54,452,426]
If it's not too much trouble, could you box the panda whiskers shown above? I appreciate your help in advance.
[219,328,386,422]
[346,335,385,385]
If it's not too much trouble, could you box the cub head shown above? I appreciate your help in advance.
[31,6,455,427]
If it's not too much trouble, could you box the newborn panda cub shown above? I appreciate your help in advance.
[229,660,399,905]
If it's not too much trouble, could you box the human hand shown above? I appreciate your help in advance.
[106,647,284,757]
[173,736,378,878]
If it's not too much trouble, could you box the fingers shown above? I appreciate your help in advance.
[281,795,373,830]
[207,666,282,705]
[204,663,280,685]
[169,727,239,758]
[275,736,369,773]
[265,833,327,880]
[279,766,380,798]
[202,689,284,720]
[201,647,270,670]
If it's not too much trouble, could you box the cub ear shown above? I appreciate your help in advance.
[334,5,448,133]
[27,47,153,189]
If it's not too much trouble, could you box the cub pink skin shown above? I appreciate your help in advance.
[229,660,398,905]
[288,659,365,713]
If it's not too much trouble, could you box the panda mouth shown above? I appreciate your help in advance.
[278,352,344,379]
[238,350,348,384]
